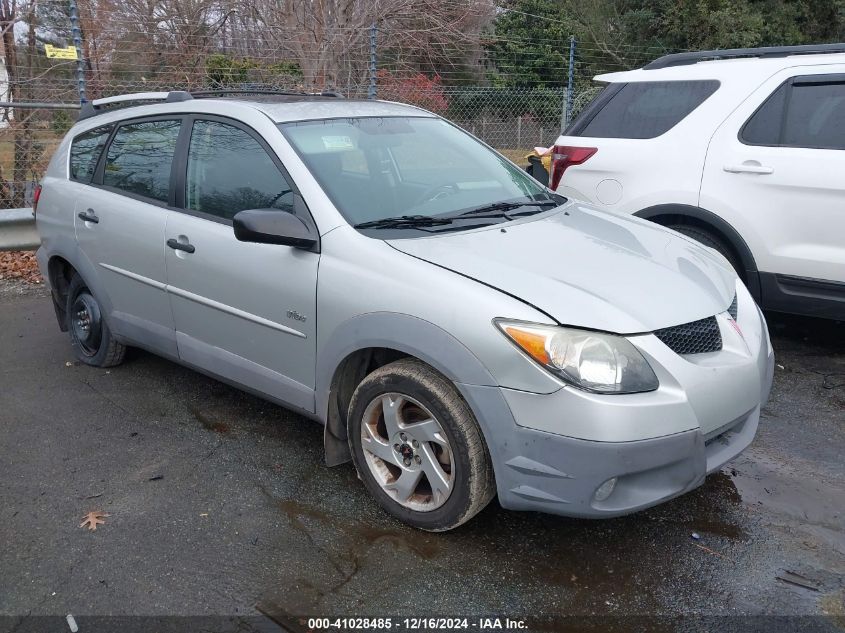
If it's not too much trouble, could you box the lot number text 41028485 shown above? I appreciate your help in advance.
[306,617,528,630]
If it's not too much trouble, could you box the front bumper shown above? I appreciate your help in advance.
[458,286,774,518]
[462,382,762,517]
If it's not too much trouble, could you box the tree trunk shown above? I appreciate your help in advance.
[10,2,35,207]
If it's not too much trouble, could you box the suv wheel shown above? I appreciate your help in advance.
[66,273,126,368]
[667,223,743,278]
[348,358,495,531]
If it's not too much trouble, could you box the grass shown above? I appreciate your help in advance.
[496,148,533,166]
[0,127,63,183]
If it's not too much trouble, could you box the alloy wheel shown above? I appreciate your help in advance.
[359,392,454,511]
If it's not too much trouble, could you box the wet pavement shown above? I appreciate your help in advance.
[0,285,843,632]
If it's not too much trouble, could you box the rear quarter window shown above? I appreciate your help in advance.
[571,80,719,139]
[69,125,111,183]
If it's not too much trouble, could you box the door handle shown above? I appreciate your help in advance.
[723,163,774,175]
[77,209,99,224]
[166,238,195,254]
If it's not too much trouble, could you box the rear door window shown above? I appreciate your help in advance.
[573,80,719,139]
[102,119,182,203]
[69,126,111,183]
[741,76,845,149]
[783,81,845,149]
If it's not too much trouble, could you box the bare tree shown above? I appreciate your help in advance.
[234,0,492,89]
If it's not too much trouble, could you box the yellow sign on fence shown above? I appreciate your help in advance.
[44,45,78,60]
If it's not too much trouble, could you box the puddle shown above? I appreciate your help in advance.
[261,491,676,615]
[256,456,774,618]
[188,403,231,434]
[728,450,845,539]
[275,497,441,561]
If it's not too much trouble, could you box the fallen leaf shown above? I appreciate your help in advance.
[0,250,43,284]
[80,510,109,531]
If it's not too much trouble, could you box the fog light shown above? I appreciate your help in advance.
[594,477,617,502]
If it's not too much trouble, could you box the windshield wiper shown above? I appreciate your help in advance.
[448,199,560,219]
[354,214,454,230]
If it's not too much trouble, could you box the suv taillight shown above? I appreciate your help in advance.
[549,146,597,190]
[32,184,42,217]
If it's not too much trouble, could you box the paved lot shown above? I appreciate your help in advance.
[1,283,843,632]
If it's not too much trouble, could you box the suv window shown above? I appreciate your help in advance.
[742,77,845,149]
[186,120,295,221]
[741,84,788,145]
[102,119,181,203]
[784,82,845,149]
[69,126,111,183]
[573,80,719,139]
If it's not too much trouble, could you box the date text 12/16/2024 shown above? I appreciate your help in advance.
[306,617,528,630]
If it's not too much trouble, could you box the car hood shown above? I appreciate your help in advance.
[387,202,736,333]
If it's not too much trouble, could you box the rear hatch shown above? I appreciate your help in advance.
[551,79,720,205]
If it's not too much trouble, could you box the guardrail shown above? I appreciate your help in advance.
[0,208,39,251]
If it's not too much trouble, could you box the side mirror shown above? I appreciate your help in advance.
[233,208,318,250]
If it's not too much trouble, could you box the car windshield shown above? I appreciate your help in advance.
[279,117,555,229]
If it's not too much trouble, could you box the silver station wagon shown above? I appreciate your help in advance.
[35,91,774,531]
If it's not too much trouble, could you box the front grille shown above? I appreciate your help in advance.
[654,316,722,355]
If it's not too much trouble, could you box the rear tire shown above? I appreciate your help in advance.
[348,358,495,531]
[667,223,743,278]
[65,273,126,368]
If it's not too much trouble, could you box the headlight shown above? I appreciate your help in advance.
[495,320,659,394]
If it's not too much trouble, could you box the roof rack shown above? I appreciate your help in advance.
[190,89,345,99]
[76,88,345,121]
[79,90,192,120]
[644,43,845,70]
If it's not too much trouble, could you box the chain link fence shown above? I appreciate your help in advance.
[0,82,602,211]
[0,5,642,212]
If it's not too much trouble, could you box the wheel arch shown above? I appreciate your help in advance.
[43,240,112,332]
[634,203,761,300]
[46,255,77,331]
[317,312,497,467]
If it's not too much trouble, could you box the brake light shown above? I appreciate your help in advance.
[32,184,42,216]
[549,146,597,190]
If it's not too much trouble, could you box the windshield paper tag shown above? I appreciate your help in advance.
[322,135,354,150]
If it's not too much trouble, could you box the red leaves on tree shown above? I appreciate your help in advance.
[376,70,449,114]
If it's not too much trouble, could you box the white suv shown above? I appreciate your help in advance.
[552,43,845,321]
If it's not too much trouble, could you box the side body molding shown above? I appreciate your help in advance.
[316,312,499,466]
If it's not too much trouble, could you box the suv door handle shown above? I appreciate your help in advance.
[77,209,99,224]
[723,163,774,175]
[166,238,195,254]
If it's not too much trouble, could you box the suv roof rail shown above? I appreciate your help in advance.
[190,89,345,99]
[78,90,193,120]
[644,43,845,70]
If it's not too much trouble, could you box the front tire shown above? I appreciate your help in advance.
[348,358,495,531]
[65,273,126,368]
